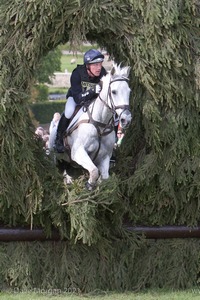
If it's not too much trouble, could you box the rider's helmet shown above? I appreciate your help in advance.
[84,49,104,64]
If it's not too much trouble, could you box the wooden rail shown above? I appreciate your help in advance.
[0,226,200,241]
[0,228,60,241]
[125,225,200,239]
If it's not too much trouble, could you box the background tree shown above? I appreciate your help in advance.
[35,48,61,84]
[30,48,62,102]
[0,0,200,292]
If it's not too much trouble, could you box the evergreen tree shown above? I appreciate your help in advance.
[0,0,200,291]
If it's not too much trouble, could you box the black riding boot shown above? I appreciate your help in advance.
[55,113,70,153]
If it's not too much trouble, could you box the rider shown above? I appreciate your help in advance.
[55,49,107,153]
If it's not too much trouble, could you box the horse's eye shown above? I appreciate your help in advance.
[112,90,117,95]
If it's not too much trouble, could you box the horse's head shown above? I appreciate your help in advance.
[109,64,132,129]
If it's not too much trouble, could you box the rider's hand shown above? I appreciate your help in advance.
[95,84,101,94]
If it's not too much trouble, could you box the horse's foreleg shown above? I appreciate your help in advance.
[71,147,99,188]
[97,156,110,181]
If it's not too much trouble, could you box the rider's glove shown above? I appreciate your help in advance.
[94,84,101,94]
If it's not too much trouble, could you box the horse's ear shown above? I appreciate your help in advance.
[110,65,116,76]
[126,66,131,77]
[122,66,131,78]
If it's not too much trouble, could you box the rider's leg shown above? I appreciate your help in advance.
[54,112,69,153]
[64,97,77,119]
[55,97,76,153]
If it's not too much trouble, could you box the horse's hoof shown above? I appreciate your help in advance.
[63,174,73,185]
[85,181,95,191]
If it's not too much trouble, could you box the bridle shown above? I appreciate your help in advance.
[84,76,131,132]
[99,76,130,118]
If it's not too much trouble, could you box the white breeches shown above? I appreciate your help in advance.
[64,97,76,119]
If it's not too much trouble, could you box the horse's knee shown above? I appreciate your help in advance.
[92,168,99,179]
[101,174,109,180]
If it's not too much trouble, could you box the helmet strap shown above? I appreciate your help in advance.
[86,65,96,78]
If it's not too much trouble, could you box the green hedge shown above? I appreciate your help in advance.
[30,101,65,124]
[0,238,199,292]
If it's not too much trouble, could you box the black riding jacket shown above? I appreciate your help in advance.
[66,64,107,105]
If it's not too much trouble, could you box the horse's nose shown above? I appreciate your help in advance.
[120,110,132,128]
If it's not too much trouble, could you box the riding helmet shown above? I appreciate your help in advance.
[84,49,104,64]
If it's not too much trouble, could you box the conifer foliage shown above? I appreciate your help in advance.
[0,0,200,291]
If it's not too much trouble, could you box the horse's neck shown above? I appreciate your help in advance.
[90,91,111,124]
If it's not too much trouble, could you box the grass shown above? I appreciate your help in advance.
[60,54,83,73]
[58,41,101,73]
[1,289,200,300]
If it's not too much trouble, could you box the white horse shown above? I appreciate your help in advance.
[49,64,132,190]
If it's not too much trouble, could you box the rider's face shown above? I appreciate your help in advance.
[87,62,103,77]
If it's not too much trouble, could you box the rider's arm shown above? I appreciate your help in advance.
[70,70,98,105]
